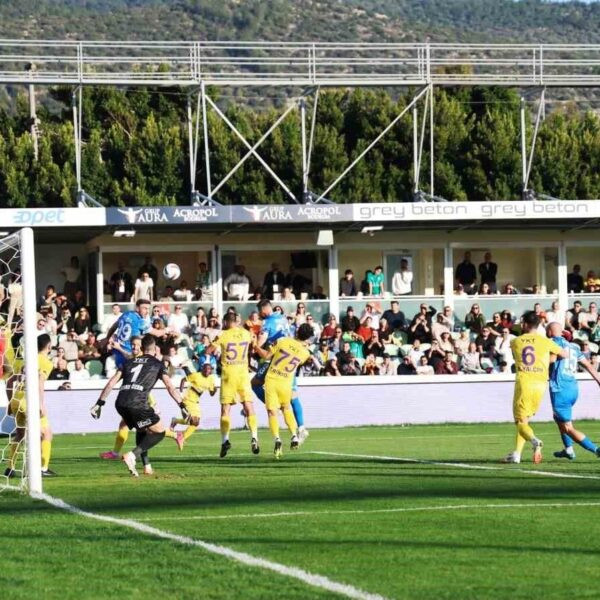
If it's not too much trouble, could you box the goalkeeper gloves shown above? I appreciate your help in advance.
[179,403,190,420]
[90,399,105,420]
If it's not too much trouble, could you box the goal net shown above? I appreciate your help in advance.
[0,229,42,494]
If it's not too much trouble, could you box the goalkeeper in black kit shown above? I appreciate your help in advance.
[91,334,188,477]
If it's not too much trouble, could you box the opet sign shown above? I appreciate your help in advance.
[2,208,106,227]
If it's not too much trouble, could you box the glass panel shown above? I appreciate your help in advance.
[339,296,445,323]
[103,300,213,320]
[224,300,331,323]
[453,295,558,325]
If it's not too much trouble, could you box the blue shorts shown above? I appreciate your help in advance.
[113,349,128,369]
[550,386,578,423]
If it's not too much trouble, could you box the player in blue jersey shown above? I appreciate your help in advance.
[253,299,309,444]
[547,321,600,460]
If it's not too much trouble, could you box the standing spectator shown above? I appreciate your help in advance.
[381,301,406,331]
[367,265,385,296]
[362,354,380,376]
[461,342,484,374]
[363,329,384,358]
[391,259,413,296]
[223,265,250,301]
[49,358,70,381]
[416,355,434,375]
[263,263,285,299]
[339,269,358,297]
[195,261,212,300]
[134,272,154,302]
[341,307,360,332]
[173,280,193,303]
[360,270,372,295]
[567,264,584,294]
[455,251,477,294]
[379,353,396,376]
[137,256,158,289]
[465,303,486,335]
[435,351,459,374]
[285,265,311,299]
[397,355,417,375]
[61,256,81,300]
[70,359,90,382]
[478,252,498,293]
[109,262,133,303]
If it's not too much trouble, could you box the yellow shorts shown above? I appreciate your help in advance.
[513,380,547,421]
[183,397,201,419]
[264,379,293,411]
[220,374,253,405]
[9,397,50,430]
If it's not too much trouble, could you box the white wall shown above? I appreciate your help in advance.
[34,243,87,299]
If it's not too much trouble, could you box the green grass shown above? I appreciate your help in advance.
[3,422,600,599]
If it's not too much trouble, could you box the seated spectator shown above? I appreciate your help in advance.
[407,339,424,367]
[56,306,75,336]
[416,355,434,375]
[435,351,459,374]
[397,355,417,375]
[502,282,519,295]
[545,300,565,328]
[440,305,455,330]
[455,283,467,296]
[408,312,431,344]
[580,302,599,332]
[341,307,360,332]
[465,303,486,334]
[150,305,168,327]
[134,271,154,302]
[100,304,122,337]
[455,251,477,294]
[566,301,584,331]
[73,307,92,341]
[250,287,263,301]
[454,330,470,356]
[165,346,186,377]
[244,311,262,337]
[300,352,323,377]
[581,341,592,361]
[224,265,250,301]
[59,330,80,363]
[305,314,321,341]
[461,342,484,374]
[381,301,406,331]
[109,263,134,303]
[316,339,331,366]
[478,252,498,293]
[330,327,344,354]
[173,280,193,302]
[190,307,208,337]
[53,346,67,368]
[362,353,380,376]
[500,310,515,332]
[585,271,600,293]
[49,358,70,380]
[168,305,190,339]
[589,315,600,344]
[360,303,382,329]
[590,353,600,372]
[294,303,307,325]
[416,303,437,325]
[159,286,175,302]
[39,285,58,318]
[439,331,455,353]
[488,312,503,336]
[379,353,396,376]
[425,340,445,369]
[70,359,90,381]
[367,266,385,296]
[337,341,361,376]
[495,327,515,371]
[321,314,338,340]
[192,334,212,362]
[311,286,327,300]
[72,290,87,314]
[340,269,358,297]
[204,317,221,341]
[378,318,393,345]
[567,264,584,294]
[363,329,384,358]
[391,259,413,296]
[79,333,101,362]
[342,324,365,359]
[475,326,497,359]
[391,327,408,347]
[477,282,493,296]
[357,317,374,343]
[431,313,450,343]
[324,357,341,376]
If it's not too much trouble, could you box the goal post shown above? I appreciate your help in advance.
[0,227,42,495]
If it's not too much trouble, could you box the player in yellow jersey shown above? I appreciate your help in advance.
[209,312,259,457]
[254,323,313,459]
[5,334,56,478]
[170,362,217,449]
[503,311,568,465]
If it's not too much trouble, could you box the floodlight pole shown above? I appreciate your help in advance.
[201,82,212,199]
[72,87,83,195]
[429,84,434,196]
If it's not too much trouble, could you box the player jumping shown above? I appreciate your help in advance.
[254,323,313,458]
[503,311,568,465]
[91,334,188,477]
[209,313,260,457]
[546,321,600,460]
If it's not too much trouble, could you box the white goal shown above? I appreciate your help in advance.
[0,228,42,494]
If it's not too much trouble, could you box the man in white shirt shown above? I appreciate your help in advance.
[69,359,90,382]
[167,305,190,340]
[391,259,413,296]
[431,313,450,344]
[223,265,250,301]
[545,300,565,329]
[133,271,154,302]
[360,303,382,329]
[580,301,599,333]
[408,339,424,368]
[100,304,122,339]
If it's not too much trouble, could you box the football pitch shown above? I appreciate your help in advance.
[3,422,600,599]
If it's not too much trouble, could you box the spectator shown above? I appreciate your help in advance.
[590,353,600,372]
[568,264,584,294]
[49,357,70,381]
[455,283,467,296]
[475,326,497,360]
[311,286,327,300]
[263,263,285,299]
[205,317,221,341]
[397,355,417,375]
[465,303,486,335]
[381,301,406,331]
[461,342,484,374]
[407,339,424,367]
[360,303,382,329]
[585,271,600,293]
[173,280,193,303]
[581,341,592,361]
[321,314,338,340]
[440,305,455,331]
[59,330,80,363]
[425,340,445,370]
[52,346,66,368]
[439,331,455,354]
[408,311,431,344]
[454,330,471,356]
[39,285,58,318]
[134,272,154,302]
[500,310,515,332]
[73,307,92,341]
[72,290,87,314]
[566,301,584,331]
[432,313,450,343]
[455,251,477,294]
[360,270,372,295]
[502,282,519,295]
[109,263,133,303]
[195,261,212,299]
[435,351,459,375]
[305,314,321,341]
[70,359,90,382]
[285,265,311,299]
[488,312,503,336]
[362,353,380,376]
[391,259,413,296]
[341,307,360,332]
[495,327,515,371]
[378,318,393,345]
[316,339,331,366]
[363,329,384,358]
[79,333,101,362]
[190,307,208,337]
[281,287,296,301]
[589,315,600,344]
[477,282,493,296]
[357,316,374,343]
[224,265,250,301]
[324,357,342,376]
[61,256,81,300]
[545,301,565,328]
[167,305,190,339]
[416,355,434,375]
[340,269,358,297]
[137,256,158,289]
[300,352,323,377]
[337,341,361,376]
[159,286,175,302]
[379,353,396,376]
[244,311,262,337]
[330,327,344,354]
[100,304,122,338]
[250,287,263,301]
[367,265,385,296]
[478,252,498,293]
[342,324,365,359]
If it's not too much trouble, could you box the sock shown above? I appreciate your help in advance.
[41,439,52,471]
[133,431,165,459]
[184,425,197,441]
[268,414,280,440]
[290,396,304,428]
[283,407,298,436]
[164,430,176,439]
[517,422,535,446]
[220,415,231,443]
[8,440,19,469]
[578,437,598,454]
[113,425,129,453]
[247,414,258,439]
[561,432,574,449]
[135,430,150,466]
[515,430,527,456]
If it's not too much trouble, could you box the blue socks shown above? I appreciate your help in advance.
[291,396,304,428]
[578,437,597,454]
[561,432,573,448]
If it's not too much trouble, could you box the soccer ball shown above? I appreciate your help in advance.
[163,263,181,281]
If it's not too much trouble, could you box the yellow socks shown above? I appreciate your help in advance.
[247,414,258,439]
[113,426,129,453]
[515,422,534,455]
[220,415,231,443]
[268,414,280,439]
[41,439,51,471]
[164,430,176,439]
[184,425,197,441]
[283,408,298,436]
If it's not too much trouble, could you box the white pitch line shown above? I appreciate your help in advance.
[135,500,600,522]
[311,451,600,481]
[34,492,387,600]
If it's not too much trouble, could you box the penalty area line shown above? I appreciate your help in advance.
[33,492,388,600]
[311,451,600,481]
